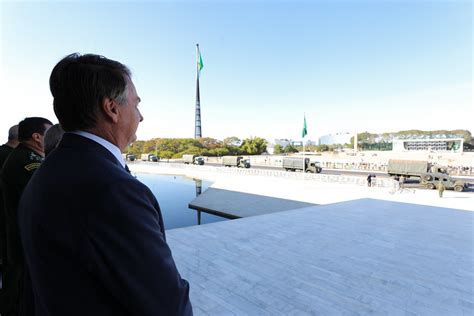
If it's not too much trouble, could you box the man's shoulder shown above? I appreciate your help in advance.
[0,144,14,167]
[0,144,13,153]
[3,144,43,173]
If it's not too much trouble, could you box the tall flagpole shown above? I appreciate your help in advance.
[303,113,305,162]
[195,44,202,139]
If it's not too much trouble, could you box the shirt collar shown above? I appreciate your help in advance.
[70,131,125,168]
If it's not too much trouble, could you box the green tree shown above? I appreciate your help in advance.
[223,136,241,154]
[273,144,283,154]
[209,148,230,156]
[159,150,175,159]
[126,140,145,155]
[241,137,267,155]
[197,137,222,149]
[284,144,298,153]
[223,136,241,147]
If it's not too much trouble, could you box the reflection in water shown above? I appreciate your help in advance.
[194,178,203,225]
[194,178,202,196]
[135,173,225,229]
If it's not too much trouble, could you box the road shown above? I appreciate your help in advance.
[175,161,472,192]
[155,161,473,192]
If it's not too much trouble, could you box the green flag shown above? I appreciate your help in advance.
[197,46,204,75]
[302,115,307,138]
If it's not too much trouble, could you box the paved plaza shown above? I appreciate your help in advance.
[168,199,473,315]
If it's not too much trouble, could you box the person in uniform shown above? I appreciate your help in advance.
[0,125,19,312]
[1,117,52,316]
[399,175,405,190]
[18,53,192,315]
[0,125,19,167]
[437,179,445,198]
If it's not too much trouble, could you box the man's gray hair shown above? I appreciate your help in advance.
[8,125,19,141]
[114,82,129,105]
[44,124,65,156]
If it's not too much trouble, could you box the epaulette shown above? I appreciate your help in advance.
[29,151,44,163]
[24,162,41,171]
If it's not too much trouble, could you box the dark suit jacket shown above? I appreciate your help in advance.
[18,133,192,315]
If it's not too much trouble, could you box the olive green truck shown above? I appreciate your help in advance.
[387,159,467,192]
[282,157,322,173]
[222,156,251,168]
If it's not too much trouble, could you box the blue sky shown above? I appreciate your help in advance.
[1,0,472,142]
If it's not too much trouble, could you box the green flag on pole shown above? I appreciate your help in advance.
[197,46,204,76]
[302,115,307,138]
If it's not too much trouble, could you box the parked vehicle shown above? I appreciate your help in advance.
[387,159,448,180]
[125,153,136,162]
[282,157,322,173]
[183,154,205,165]
[421,173,467,192]
[222,156,251,168]
[141,154,159,162]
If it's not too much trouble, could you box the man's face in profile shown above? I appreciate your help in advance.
[119,76,143,148]
[37,123,52,152]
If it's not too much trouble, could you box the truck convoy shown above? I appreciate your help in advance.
[282,157,322,173]
[222,156,251,168]
[387,159,467,192]
[182,154,205,165]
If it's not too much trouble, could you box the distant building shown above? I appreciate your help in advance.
[319,133,352,146]
[392,138,464,153]
[274,139,291,148]
[274,139,309,147]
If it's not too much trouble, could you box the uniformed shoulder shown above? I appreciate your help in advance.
[3,144,44,173]
[22,148,43,172]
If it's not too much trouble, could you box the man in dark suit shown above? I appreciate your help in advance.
[18,53,192,315]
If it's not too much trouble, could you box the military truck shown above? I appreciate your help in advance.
[182,154,205,165]
[141,154,159,162]
[222,156,251,168]
[387,159,448,180]
[421,173,467,192]
[125,153,136,162]
[282,157,322,173]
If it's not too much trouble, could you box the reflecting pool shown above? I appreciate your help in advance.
[136,173,226,230]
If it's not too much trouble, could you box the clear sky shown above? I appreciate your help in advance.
[0,0,472,143]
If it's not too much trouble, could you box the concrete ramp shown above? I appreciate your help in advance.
[189,187,317,218]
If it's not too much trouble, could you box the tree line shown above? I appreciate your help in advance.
[126,137,267,159]
[126,129,473,158]
[354,129,472,144]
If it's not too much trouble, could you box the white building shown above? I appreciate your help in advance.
[392,138,464,153]
[319,133,352,146]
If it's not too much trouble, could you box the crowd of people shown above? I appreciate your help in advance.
[0,54,192,315]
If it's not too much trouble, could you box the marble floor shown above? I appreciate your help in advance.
[168,198,474,315]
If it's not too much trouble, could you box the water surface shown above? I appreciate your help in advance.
[136,173,226,230]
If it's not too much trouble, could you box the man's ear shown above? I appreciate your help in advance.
[102,97,120,123]
[32,132,42,143]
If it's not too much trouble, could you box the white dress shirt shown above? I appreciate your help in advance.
[71,131,125,168]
